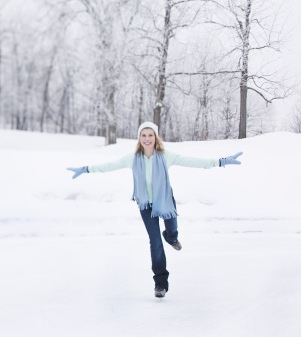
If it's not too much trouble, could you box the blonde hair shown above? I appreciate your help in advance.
[135,128,164,155]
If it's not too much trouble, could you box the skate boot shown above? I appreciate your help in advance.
[155,286,167,298]
[162,230,182,251]
[171,239,182,251]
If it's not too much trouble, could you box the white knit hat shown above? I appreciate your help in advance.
[137,122,159,138]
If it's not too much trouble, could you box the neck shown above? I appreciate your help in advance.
[143,148,154,158]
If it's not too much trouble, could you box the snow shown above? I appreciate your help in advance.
[0,129,301,337]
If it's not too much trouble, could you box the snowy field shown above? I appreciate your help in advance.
[0,129,301,337]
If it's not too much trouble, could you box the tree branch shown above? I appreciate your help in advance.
[247,86,289,104]
[167,70,241,77]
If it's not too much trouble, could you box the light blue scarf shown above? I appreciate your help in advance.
[132,150,177,219]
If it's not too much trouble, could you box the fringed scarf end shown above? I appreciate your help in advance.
[151,209,177,220]
[132,197,151,211]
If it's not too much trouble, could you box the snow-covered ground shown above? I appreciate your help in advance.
[0,130,300,337]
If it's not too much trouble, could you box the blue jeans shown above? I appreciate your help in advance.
[140,204,178,292]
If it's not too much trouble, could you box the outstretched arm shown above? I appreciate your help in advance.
[165,150,219,169]
[164,150,243,169]
[67,153,134,179]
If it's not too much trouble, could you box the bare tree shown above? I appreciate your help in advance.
[193,74,212,140]
[131,0,208,134]
[204,0,292,138]
[153,0,172,131]
[163,0,292,139]
[70,0,139,144]
[40,48,57,132]
[0,0,13,123]
[290,104,301,133]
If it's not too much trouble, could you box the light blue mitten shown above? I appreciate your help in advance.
[219,152,243,167]
[67,166,89,179]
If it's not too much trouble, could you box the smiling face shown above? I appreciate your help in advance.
[139,128,156,153]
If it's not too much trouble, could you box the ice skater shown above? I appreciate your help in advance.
[67,122,242,298]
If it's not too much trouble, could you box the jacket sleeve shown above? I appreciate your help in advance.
[164,150,219,169]
[88,153,134,173]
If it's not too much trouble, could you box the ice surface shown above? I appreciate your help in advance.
[1,130,300,337]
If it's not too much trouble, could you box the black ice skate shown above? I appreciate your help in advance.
[162,230,182,251]
[155,286,166,298]
[171,239,182,251]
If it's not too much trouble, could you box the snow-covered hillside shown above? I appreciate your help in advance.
[0,130,300,337]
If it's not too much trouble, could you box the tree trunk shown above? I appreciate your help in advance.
[105,87,117,145]
[0,38,2,126]
[223,97,232,139]
[238,0,251,139]
[59,86,67,133]
[105,123,116,146]
[193,105,201,141]
[41,50,56,133]
[194,77,210,140]
[239,80,248,138]
[153,0,172,131]
[138,86,144,126]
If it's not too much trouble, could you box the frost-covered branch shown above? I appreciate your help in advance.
[167,70,241,77]
[247,86,289,104]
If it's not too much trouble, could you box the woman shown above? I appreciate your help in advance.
[67,122,242,298]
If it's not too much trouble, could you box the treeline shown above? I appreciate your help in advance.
[0,0,292,143]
